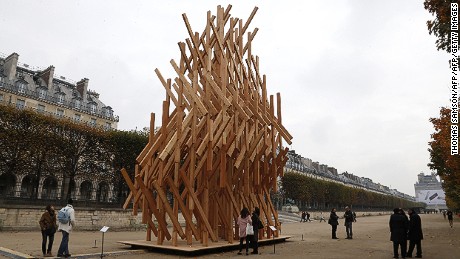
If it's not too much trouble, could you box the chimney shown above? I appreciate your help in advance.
[39,66,55,89]
[76,78,89,101]
[3,53,19,81]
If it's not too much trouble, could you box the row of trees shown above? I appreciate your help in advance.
[0,104,148,202]
[428,108,460,210]
[282,172,423,210]
[424,1,459,210]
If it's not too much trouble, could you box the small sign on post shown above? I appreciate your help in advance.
[269,226,277,254]
[100,226,109,258]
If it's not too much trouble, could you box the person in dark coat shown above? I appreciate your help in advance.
[447,210,453,228]
[250,207,261,254]
[328,208,339,239]
[389,208,408,258]
[343,206,354,239]
[406,208,423,258]
[39,205,57,257]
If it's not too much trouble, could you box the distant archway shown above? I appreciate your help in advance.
[69,179,76,200]
[80,181,92,200]
[0,173,16,197]
[41,176,58,199]
[20,175,39,198]
[96,182,109,202]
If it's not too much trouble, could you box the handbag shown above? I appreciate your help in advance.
[45,225,56,235]
[246,223,254,236]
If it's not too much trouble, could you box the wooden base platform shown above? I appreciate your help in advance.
[118,235,291,256]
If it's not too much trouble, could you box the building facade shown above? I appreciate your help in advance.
[414,172,447,211]
[0,52,120,205]
[0,52,118,130]
[284,150,415,201]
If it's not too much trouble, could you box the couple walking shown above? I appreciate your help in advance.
[237,207,263,255]
[38,199,76,258]
[389,208,423,258]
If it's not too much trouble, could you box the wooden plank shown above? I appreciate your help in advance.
[136,175,172,240]
[179,169,218,242]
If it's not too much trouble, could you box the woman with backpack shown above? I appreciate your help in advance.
[39,205,57,257]
[57,198,76,258]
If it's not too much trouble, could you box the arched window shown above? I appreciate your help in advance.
[0,173,16,197]
[80,181,92,200]
[97,182,109,202]
[41,176,58,199]
[20,175,39,198]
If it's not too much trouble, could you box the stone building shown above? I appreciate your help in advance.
[0,52,120,204]
[414,172,447,211]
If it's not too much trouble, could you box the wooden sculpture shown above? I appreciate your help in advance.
[122,5,292,247]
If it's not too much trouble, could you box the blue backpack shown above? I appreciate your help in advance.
[57,207,71,224]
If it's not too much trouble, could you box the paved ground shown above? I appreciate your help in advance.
[0,213,458,258]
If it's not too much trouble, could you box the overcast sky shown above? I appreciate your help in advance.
[0,1,450,196]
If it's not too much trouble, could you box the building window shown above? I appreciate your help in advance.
[56,109,64,117]
[74,114,81,121]
[38,88,47,99]
[105,108,113,117]
[16,99,25,109]
[18,83,26,94]
[0,94,3,102]
[90,103,97,114]
[90,118,97,126]
[0,76,4,86]
[37,104,45,113]
[74,99,81,109]
[105,122,111,129]
[58,94,64,104]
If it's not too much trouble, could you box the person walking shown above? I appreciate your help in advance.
[447,210,453,228]
[39,205,57,257]
[343,206,354,239]
[300,211,306,222]
[389,208,409,259]
[328,208,339,239]
[306,212,311,222]
[406,208,423,258]
[57,199,76,258]
[237,207,252,255]
[250,207,261,255]
[319,212,326,223]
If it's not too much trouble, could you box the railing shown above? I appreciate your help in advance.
[0,81,119,122]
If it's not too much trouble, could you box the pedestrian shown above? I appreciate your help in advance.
[389,208,408,259]
[237,207,252,255]
[57,198,76,258]
[306,211,311,222]
[328,208,339,239]
[447,210,453,228]
[39,205,57,257]
[352,211,357,222]
[301,211,306,222]
[319,212,326,223]
[406,208,423,258]
[250,207,262,254]
[442,210,446,220]
[343,206,354,239]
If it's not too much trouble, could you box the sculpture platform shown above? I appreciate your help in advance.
[118,235,290,256]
